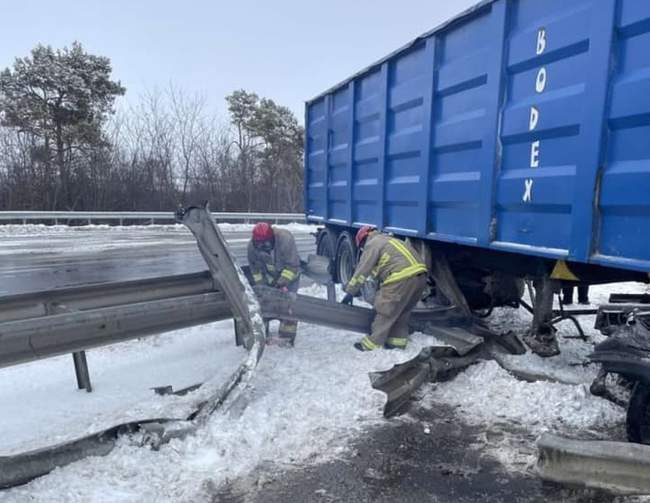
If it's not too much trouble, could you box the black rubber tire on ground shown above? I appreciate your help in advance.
[316,227,338,281]
[627,381,650,444]
[335,231,358,287]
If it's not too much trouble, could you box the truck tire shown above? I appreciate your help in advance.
[336,231,357,287]
[627,381,650,444]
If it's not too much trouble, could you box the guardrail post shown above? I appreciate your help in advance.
[72,351,92,392]
[327,281,336,304]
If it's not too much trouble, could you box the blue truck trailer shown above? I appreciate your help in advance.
[307,0,649,304]
[306,0,650,279]
[306,0,650,440]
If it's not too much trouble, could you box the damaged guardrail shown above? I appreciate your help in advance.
[0,205,270,489]
[537,434,650,495]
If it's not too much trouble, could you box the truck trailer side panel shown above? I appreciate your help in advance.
[305,0,650,274]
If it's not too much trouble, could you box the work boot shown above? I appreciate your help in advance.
[589,369,607,397]
[384,337,408,350]
[355,336,380,352]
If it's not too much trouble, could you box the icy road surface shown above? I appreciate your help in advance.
[0,223,316,295]
[2,280,650,502]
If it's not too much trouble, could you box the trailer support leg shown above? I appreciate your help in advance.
[72,351,92,392]
[524,277,560,357]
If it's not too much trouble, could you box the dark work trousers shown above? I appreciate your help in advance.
[562,285,589,305]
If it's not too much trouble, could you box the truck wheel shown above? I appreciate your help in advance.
[627,381,650,444]
[336,231,357,286]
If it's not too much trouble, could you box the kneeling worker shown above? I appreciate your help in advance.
[248,222,301,346]
[342,226,428,351]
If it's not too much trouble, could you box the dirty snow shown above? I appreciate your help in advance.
[422,281,650,472]
[1,255,649,500]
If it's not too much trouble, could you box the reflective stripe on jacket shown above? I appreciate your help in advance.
[345,232,427,296]
[247,227,300,286]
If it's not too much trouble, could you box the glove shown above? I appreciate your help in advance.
[280,286,289,293]
[341,293,354,305]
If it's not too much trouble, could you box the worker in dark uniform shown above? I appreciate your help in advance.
[342,226,428,351]
[562,284,590,305]
[248,222,301,346]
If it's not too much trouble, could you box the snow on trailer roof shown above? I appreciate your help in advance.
[305,0,496,105]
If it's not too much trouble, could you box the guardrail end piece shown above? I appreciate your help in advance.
[537,433,650,495]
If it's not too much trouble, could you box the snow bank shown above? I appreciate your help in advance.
[0,222,315,257]
[0,323,243,455]
[0,222,316,237]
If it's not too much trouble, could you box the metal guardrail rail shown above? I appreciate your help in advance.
[0,211,305,225]
[537,434,650,495]
[0,273,454,370]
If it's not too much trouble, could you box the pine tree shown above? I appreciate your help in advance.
[0,41,125,208]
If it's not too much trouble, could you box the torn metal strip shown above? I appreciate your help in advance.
[177,205,267,421]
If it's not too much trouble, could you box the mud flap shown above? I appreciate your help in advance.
[301,254,332,284]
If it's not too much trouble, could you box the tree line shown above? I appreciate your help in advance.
[0,42,304,213]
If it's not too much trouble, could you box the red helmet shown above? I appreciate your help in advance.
[355,225,374,247]
[252,222,273,243]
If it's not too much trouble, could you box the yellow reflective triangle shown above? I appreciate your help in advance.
[550,260,579,281]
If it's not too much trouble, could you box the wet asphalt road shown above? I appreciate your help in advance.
[211,404,620,503]
[0,228,316,296]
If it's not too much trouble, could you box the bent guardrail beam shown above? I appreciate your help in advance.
[0,272,216,323]
[0,280,457,370]
[0,293,232,368]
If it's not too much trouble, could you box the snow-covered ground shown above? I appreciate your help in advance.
[1,284,442,502]
[0,222,315,237]
[1,226,649,501]
[0,222,316,256]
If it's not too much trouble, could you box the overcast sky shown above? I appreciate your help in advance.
[2,0,477,121]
